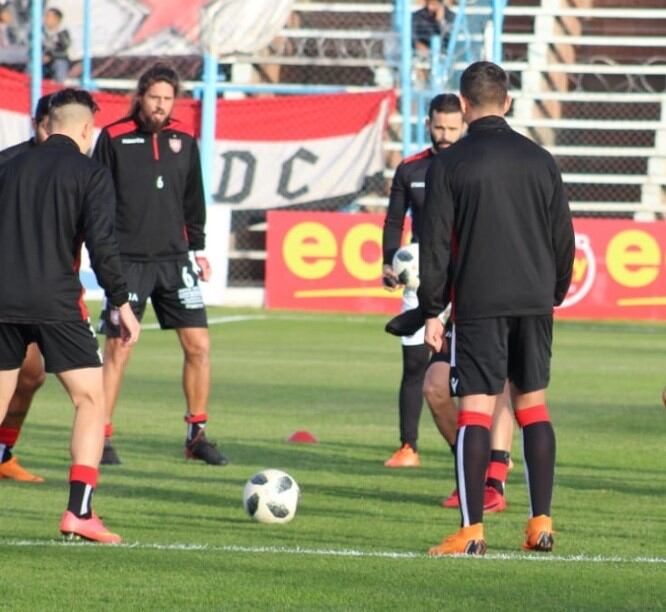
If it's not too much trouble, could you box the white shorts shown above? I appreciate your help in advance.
[400,288,425,347]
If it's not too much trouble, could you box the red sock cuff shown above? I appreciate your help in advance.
[185,413,208,424]
[487,461,509,482]
[104,423,113,438]
[457,411,492,429]
[515,404,550,428]
[69,464,98,487]
[0,427,20,446]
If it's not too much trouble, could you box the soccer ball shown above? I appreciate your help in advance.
[392,243,419,290]
[242,469,300,524]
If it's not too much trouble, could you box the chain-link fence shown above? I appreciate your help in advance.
[2,0,664,288]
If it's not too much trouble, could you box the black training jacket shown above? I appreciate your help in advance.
[418,116,575,320]
[382,147,433,265]
[0,135,128,323]
[93,114,206,261]
[0,138,37,165]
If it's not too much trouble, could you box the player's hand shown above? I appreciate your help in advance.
[424,317,446,353]
[382,264,402,292]
[194,255,212,282]
[117,303,140,346]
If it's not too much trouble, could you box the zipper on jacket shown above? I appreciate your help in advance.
[152,133,160,161]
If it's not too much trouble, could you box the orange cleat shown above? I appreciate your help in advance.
[522,515,554,552]
[441,486,506,512]
[59,511,122,544]
[0,456,44,482]
[384,444,420,468]
[428,523,487,556]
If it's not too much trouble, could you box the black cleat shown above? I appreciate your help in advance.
[385,306,426,337]
[101,440,122,465]
[185,431,229,466]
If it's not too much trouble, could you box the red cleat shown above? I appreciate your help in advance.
[441,486,506,512]
[441,488,459,508]
[59,511,122,544]
[483,486,507,513]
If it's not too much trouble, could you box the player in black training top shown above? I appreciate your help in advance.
[0,88,140,543]
[0,93,52,483]
[381,94,464,468]
[382,95,516,516]
[93,63,227,466]
[419,62,574,556]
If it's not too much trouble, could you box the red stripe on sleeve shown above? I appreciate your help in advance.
[457,411,492,429]
[515,404,551,428]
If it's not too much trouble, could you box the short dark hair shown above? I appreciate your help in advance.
[34,93,54,123]
[460,61,508,108]
[428,93,461,118]
[46,7,63,20]
[48,88,99,116]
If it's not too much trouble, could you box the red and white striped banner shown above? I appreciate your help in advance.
[0,68,394,210]
[211,91,394,209]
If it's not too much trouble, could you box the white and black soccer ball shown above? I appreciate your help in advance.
[392,243,420,290]
[243,469,300,524]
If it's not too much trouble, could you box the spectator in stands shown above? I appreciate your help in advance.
[412,0,455,56]
[0,1,27,67]
[43,7,70,82]
[0,3,18,47]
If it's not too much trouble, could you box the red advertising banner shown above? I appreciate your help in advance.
[266,212,666,321]
[266,211,405,314]
[559,218,666,320]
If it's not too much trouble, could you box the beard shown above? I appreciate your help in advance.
[142,110,169,132]
[431,136,453,151]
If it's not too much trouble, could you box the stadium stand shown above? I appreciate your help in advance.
[6,1,661,288]
[228,0,666,288]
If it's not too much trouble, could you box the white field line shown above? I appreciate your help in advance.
[141,313,378,330]
[4,540,666,564]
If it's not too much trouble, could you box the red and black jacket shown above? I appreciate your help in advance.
[93,114,206,262]
[382,148,434,266]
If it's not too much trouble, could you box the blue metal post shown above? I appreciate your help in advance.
[82,0,93,90]
[399,0,412,157]
[30,0,43,112]
[442,4,465,87]
[492,0,506,63]
[416,92,425,151]
[429,34,441,92]
[200,53,218,205]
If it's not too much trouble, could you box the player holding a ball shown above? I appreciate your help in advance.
[381,94,464,468]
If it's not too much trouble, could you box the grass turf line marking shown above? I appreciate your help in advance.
[141,313,376,330]
[5,540,666,564]
[142,314,267,330]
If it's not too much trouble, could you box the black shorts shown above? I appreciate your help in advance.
[451,314,553,396]
[99,257,208,337]
[0,320,102,373]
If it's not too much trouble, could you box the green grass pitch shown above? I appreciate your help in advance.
[1,307,665,610]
